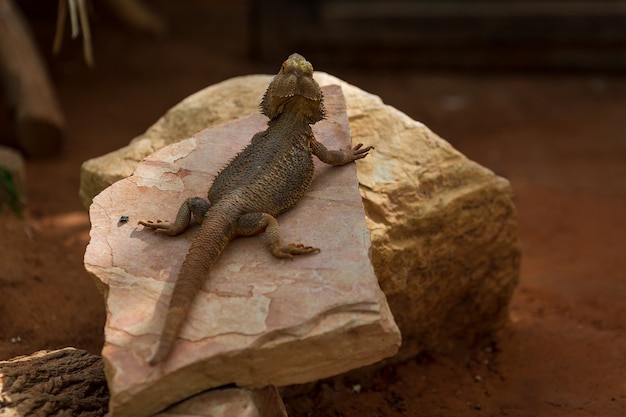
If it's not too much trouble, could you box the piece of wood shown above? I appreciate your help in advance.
[0,348,108,417]
[0,0,65,156]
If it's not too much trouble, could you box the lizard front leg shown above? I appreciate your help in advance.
[138,196,210,236]
[236,212,319,259]
[310,138,373,166]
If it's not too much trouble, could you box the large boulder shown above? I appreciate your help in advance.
[81,71,520,361]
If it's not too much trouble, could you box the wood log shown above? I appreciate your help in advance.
[0,0,65,156]
[0,348,108,417]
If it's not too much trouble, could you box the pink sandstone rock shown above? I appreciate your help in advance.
[84,85,400,417]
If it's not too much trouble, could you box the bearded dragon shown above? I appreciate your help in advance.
[139,53,372,365]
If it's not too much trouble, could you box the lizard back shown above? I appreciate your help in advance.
[208,97,318,217]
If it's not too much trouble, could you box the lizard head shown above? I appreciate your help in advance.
[260,53,325,123]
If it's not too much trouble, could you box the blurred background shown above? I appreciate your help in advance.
[4,0,626,158]
[251,0,626,69]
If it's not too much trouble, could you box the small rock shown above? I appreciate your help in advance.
[157,386,288,417]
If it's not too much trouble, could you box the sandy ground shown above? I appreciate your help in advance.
[1,2,625,416]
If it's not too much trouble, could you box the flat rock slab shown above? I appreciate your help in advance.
[84,85,400,417]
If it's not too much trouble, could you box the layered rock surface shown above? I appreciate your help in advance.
[84,86,400,417]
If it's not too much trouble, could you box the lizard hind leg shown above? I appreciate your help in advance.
[138,196,210,236]
[236,212,320,259]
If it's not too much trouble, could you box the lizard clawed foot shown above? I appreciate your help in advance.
[270,243,320,259]
[343,143,374,162]
[138,220,184,236]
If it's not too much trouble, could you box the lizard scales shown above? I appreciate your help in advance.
[140,53,372,366]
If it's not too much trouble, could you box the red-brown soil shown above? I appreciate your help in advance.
[1,2,625,416]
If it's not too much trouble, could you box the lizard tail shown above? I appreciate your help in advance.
[148,211,235,366]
